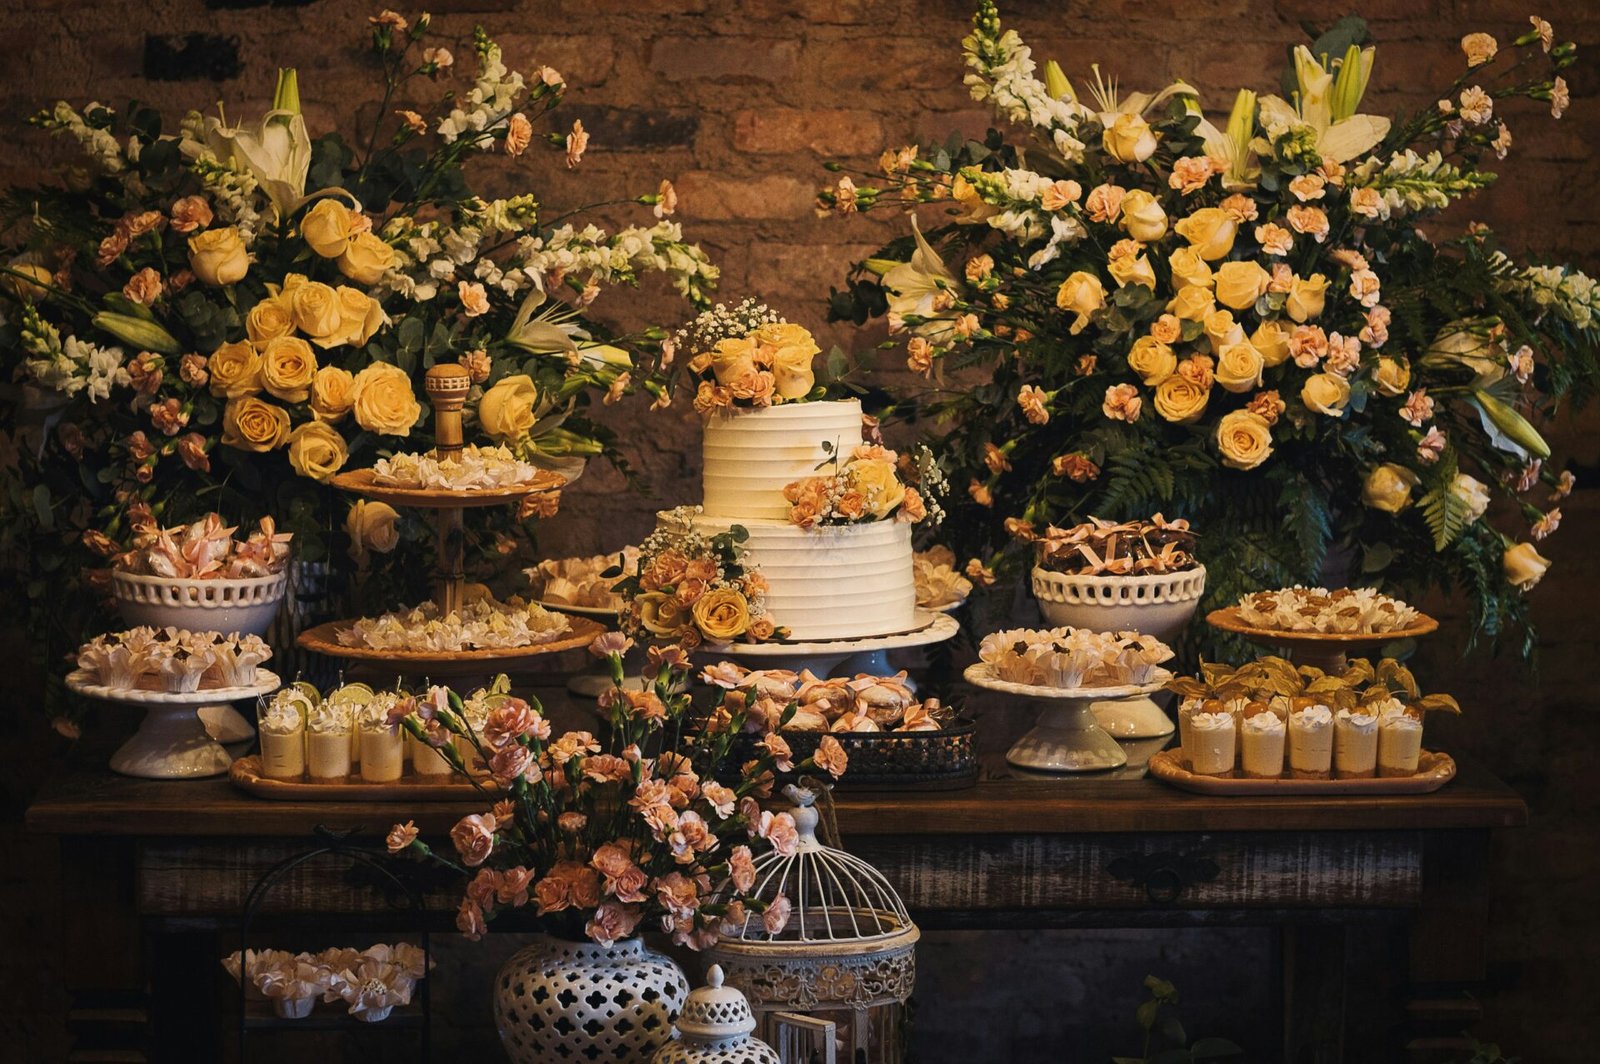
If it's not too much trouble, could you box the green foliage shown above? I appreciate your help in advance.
[1112,975,1243,1064]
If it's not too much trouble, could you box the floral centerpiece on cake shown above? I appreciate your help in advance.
[782,442,944,529]
[823,1,1595,653]
[671,298,825,412]
[0,10,718,721]
[386,633,847,946]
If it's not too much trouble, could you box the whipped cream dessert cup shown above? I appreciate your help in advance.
[360,725,405,783]
[412,736,453,776]
[1378,713,1424,777]
[1288,705,1335,780]
[307,729,352,781]
[1334,709,1380,779]
[1239,712,1286,779]
[257,698,306,780]
[1187,710,1237,776]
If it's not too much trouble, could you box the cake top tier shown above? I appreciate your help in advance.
[701,398,865,521]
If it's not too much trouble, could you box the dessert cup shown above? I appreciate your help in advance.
[361,724,406,783]
[1288,705,1334,780]
[306,704,354,781]
[257,695,306,781]
[1187,710,1237,776]
[412,738,453,776]
[1239,712,1286,779]
[1334,708,1379,779]
[1378,713,1424,777]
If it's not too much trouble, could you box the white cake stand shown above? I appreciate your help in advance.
[67,669,281,779]
[695,611,959,678]
[963,662,1172,774]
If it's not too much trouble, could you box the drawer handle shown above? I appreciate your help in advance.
[1106,851,1220,905]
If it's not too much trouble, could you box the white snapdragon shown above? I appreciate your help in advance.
[436,42,525,146]
[962,21,1088,151]
[39,102,126,174]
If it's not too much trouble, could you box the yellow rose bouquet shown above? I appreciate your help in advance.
[781,442,944,528]
[824,1,1595,653]
[669,298,827,413]
[0,11,719,724]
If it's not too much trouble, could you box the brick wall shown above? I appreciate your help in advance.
[3,0,1599,1059]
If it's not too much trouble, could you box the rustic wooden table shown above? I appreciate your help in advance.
[28,754,1525,1063]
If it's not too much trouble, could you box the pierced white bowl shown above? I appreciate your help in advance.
[112,570,289,637]
[1031,564,1207,644]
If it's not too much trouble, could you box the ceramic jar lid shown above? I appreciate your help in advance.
[675,965,756,1041]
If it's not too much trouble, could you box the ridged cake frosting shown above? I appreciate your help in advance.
[694,399,918,640]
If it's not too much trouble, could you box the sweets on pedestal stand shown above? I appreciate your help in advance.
[1206,605,1439,673]
[299,364,604,680]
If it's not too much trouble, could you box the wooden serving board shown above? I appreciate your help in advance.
[1147,748,1455,795]
[230,755,497,802]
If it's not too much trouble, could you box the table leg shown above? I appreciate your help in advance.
[1283,922,1348,1064]
[1403,831,1492,1062]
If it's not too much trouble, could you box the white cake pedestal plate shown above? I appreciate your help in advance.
[963,662,1172,777]
[66,668,281,779]
[695,611,959,678]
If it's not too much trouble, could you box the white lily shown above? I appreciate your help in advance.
[1257,44,1389,163]
[203,69,311,221]
[1083,63,1198,126]
[1194,89,1261,190]
[875,219,959,340]
[506,294,631,370]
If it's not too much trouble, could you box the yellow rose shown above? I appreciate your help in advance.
[1169,284,1216,322]
[1361,463,1420,513]
[338,232,396,286]
[1154,376,1211,423]
[346,499,400,556]
[1215,409,1274,470]
[1372,356,1411,397]
[350,362,422,436]
[1214,260,1272,311]
[691,587,752,642]
[187,227,250,286]
[1174,208,1238,260]
[755,322,819,401]
[300,199,355,258]
[1103,113,1158,163]
[709,336,759,385]
[636,591,688,636]
[260,336,318,403]
[847,457,906,519]
[245,296,295,345]
[207,340,263,398]
[310,365,355,422]
[1107,251,1156,289]
[289,281,342,338]
[1285,273,1330,323]
[1215,340,1265,394]
[1167,247,1213,291]
[1251,320,1292,366]
[1119,189,1168,241]
[1203,309,1242,353]
[220,396,290,451]
[1127,336,1177,385]
[319,286,388,349]
[1056,271,1106,335]
[1502,541,1551,591]
[1301,371,1351,416]
[478,373,538,442]
[286,420,348,481]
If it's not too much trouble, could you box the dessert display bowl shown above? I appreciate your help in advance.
[112,570,289,638]
[964,662,1172,774]
[1031,565,1207,644]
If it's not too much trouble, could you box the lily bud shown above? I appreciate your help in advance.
[1226,89,1257,155]
[92,311,181,355]
[1329,44,1374,121]
[273,68,301,117]
[1473,390,1551,459]
[1044,60,1074,103]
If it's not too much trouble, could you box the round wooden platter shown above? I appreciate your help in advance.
[1206,606,1439,649]
[1147,747,1456,795]
[230,754,497,802]
[296,614,607,676]
[329,467,568,509]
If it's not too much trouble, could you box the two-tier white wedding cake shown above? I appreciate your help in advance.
[692,398,917,640]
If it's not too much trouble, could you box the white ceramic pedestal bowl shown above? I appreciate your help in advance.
[1031,565,1207,644]
[965,663,1172,776]
[112,570,290,637]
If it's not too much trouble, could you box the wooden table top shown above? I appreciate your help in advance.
[26,755,1527,839]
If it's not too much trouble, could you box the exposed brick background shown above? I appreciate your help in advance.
[2,0,1598,1060]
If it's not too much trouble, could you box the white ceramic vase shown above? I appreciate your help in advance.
[112,570,289,637]
[495,935,690,1064]
[1031,564,1207,644]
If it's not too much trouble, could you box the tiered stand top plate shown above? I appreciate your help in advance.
[329,468,567,508]
[66,667,282,705]
[1205,606,1439,649]
[296,614,607,672]
[961,661,1172,702]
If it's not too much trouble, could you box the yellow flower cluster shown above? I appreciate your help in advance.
[689,322,819,413]
[299,199,398,285]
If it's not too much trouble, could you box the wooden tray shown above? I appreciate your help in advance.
[1148,748,1455,795]
[230,755,497,801]
[330,468,567,509]
[297,614,606,676]
[1206,606,1439,647]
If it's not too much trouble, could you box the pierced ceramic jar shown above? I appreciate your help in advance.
[1031,564,1207,644]
[651,964,780,1064]
[112,570,289,637]
[495,935,690,1064]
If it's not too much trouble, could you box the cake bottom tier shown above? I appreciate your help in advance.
[692,515,917,640]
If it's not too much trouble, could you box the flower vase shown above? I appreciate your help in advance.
[495,934,690,1064]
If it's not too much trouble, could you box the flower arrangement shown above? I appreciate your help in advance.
[0,10,717,720]
[1034,515,1198,576]
[613,507,784,647]
[1166,654,1462,717]
[823,1,1594,653]
[672,298,823,412]
[782,443,930,528]
[386,634,847,947]
[111,512,292,579]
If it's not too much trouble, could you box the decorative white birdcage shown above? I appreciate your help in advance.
[708,785,918,1064]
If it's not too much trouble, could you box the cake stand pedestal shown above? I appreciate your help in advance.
[309,364,595,685]
[1206,607,1439,672]
[67,669,281,779]
[964,663,1172,776]
[697,612,959,678]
